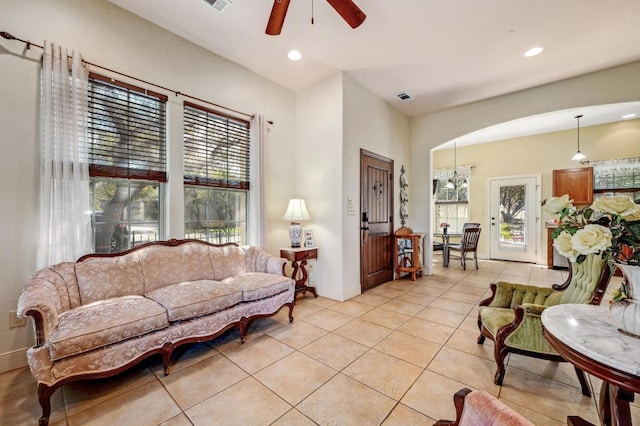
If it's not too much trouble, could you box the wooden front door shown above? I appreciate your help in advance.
[360,149,394,291]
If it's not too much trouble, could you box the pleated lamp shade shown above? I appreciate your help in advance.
[283,199,311,247]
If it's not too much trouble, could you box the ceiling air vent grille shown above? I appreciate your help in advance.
[395,92,414,102]
[202,0,232,13]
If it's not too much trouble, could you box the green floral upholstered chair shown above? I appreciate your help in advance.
[476,253,612,395]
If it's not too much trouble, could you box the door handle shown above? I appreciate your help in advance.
[361,226,369,244]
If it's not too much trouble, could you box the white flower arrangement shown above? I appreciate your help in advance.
[543,194,640,265]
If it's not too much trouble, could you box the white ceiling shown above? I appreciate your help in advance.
[108,0,640,144]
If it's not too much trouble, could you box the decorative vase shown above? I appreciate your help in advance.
[609,263,640,339]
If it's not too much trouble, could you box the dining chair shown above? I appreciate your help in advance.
[447,226,481,270]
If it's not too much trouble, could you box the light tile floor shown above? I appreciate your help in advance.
[2,257,639,425]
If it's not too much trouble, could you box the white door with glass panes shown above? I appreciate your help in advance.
[488,176,539,263]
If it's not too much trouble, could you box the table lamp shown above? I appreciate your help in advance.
[283,199,311,248]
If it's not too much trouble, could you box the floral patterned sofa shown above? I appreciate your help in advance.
[17,239,295,426]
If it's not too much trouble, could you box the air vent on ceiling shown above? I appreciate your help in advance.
[395,91,414,102]
[202,0,232,14]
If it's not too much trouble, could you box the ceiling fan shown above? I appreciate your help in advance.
[266,0,366,35]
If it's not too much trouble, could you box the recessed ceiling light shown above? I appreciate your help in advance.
[622,113,637,119]
[524,47,543,57]
[287,50,302,61]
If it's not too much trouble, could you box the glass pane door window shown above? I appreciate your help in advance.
[489,176,538,263]
[498,185,526,246]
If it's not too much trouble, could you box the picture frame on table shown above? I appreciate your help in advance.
[304,229,315,247]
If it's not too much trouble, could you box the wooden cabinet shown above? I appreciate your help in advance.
[553,167,593,205]
[393,227,425,280]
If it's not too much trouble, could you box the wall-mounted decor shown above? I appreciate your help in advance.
[399,165,408,226]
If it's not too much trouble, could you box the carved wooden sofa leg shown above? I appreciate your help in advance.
[37,383,57,426]
[162,342,175,376]
[287,302,294,323]
[239,317,249,343]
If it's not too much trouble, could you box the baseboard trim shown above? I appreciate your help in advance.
[0,347,28,374]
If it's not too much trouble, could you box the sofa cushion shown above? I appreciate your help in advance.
[222,272,294,302]
[210,245,247,280]
[49,295,168,361]
[145,280,242,322]
[76,253,145,305]
[138,242,215,292]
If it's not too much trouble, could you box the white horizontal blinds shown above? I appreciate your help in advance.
[87,73,168,182]
[183,101,250,190]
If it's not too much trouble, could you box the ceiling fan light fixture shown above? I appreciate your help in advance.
[266,0,365,35]
[287,49,302,61]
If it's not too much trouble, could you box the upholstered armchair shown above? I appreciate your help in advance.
[477,253,612,395]
[434,388,534,426]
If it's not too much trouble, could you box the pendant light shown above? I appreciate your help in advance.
[445,142,457,189]
[571,114,586,161]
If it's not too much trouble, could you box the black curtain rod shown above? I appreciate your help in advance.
[0,31,255,120]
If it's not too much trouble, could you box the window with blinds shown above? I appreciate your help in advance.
[87,74,165,254]
[88,73,167,182]
[183,102,250,245]
[183,101,250,189]
[434,174,470,234]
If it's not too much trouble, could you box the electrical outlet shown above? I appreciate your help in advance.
[9,310,26,328]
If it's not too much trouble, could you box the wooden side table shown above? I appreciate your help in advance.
[393,227,425,280]
[280,247,318,298]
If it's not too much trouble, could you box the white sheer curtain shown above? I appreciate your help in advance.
[37,42,92,268]
[248,114,269,249]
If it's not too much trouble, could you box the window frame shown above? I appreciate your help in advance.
[434,173,470,234]
[87,73,167,253]
[183,102,251,245]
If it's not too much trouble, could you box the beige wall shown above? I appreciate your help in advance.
[342,74,411,300]
[432,119,640,263]
[294,73,412,301]
[295,74,345,301]
[412,61,640,273]
[0,0,412,370]
[0,0,297,372]
[3,0,637,373]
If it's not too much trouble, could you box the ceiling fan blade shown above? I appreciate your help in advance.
[326,0,366,29]
[266,0,291,35]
